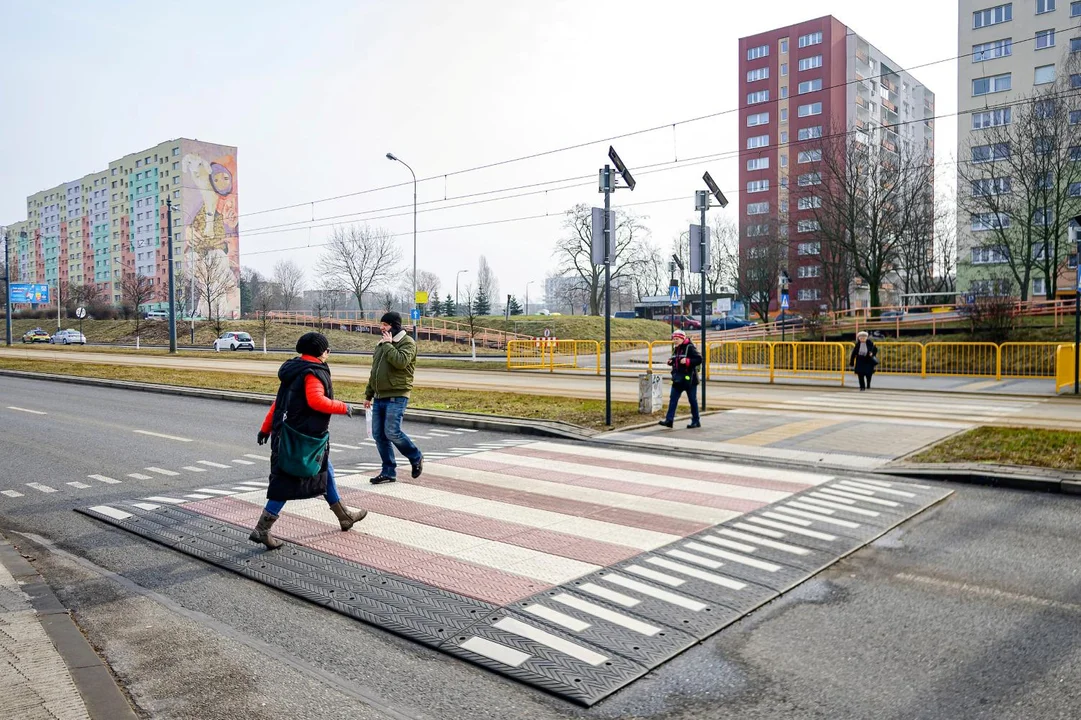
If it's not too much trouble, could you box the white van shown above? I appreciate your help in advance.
[145,310,169,320]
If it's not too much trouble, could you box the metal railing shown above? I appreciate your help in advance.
[506,339,599,373]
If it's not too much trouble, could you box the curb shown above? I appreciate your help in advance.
[0,535,139,720]
[0,368,593,441]
[877,463,1081,495]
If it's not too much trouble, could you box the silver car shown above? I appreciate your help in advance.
[51,329,87,345]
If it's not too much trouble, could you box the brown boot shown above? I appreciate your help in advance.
[329,502,367,531]
[249,510,283,549]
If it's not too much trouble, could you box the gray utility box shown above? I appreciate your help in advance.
[638,372,664,414]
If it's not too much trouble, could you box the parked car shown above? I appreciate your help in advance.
[51,329,87,345]
[711,317,758,331]
[21,328,51,343]
[880,310,906,319]
[213,331,255,351]
[771,313,804,326]
[144,310,169,320]
[613,311,639,320]
[657,315,702,330]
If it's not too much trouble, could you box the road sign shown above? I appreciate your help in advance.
[689,225,711,273]
[543,328,551,338]
[410,308,421,321]
[9,283,49,304]
[415,291,429,305]
[780,293,790,310]
[669,285,680,305]
[714,298,732,313]
[75,306,86,319]
[590,207,617,265]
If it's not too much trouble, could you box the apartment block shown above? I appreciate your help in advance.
[958,0,1080,299]
[3,138,240,316]
[738,16,935,314]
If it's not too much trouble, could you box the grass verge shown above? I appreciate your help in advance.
[0,358,653,431]
[908,426,1081,471]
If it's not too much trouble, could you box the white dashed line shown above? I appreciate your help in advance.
[142,496,187,504]
[231,459,255,466]
[127,473,153,480]
[90,505,132,520]
[1,490,24,498]
[133,430,192,442]
[330,443,360,450]
[145,467,180,477]
[197,461,230,469]
[244,454,270,461]
[27,483,56,493]
[181,466,207,473]
[131,503,160,511]
[6,406,46,415]
[88,474,121,485]
[67,482,92,489]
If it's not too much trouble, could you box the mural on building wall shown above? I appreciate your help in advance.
[180,141,240,317]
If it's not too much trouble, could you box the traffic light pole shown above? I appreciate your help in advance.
[603,165,613,427]
[699,199,708,412]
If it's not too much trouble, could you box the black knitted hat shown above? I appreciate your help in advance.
[296,332,330,357]
[380,311,402,327]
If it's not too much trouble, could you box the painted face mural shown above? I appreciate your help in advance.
[180,142,241,318]
[210,163,233,196]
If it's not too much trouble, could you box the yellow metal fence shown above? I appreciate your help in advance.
[507,339,1064,384]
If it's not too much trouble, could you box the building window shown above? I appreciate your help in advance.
[971,177,1012,196]
[1073,74,1081,88]
[746,224,770,237]
[973,3,1012,28]
[780,86,789,99]
[1036,29,1055,49]
[972,143,1010,163]
[780,63,788,77]
[747,201,770,215]
[747,67,769,82]
[747,157,770,171]
[798,55,823,71]
[1034,137,1054,156]
[1037,0,1055,12]
[972,73,1011,95]
[747,180,770,193]
[797,126,823,141]
[797,79,823,94]
[1069,182,1081,196]
[780,108,788,122]
[747,44,769,60]
[972,107,1011,129]
[1034,65,1056,87]
[798,32,823,48]
[797,242,821,255]
[780,154,788,167]
[1073,0,1081,15]
[798,288,822,301]
[797,267,817,281]
[747,134,770,149]
[1032,277,1047,296]
[797,173,822,186]
[1033,207,1054,226]
[1068,253,1078,268]
[797,219,820,233]
[747,112,770,126]
[781,39,789,53]
[798,149,822,163]
[971,246,1009,264]
[747,90,770,104]
[797,102,822,117]
[135,160,142,168]
[971,214,1010,232]
[972,38,1013,61]
[797,196,822,209]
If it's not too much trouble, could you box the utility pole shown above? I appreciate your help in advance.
[1072,220,1081,394]
[166,199,178,354]
[693,172,728,413]
[3,231,16,346]
[779,271,790,343]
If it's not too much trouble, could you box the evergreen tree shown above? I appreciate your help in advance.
[473,286,491,315]
[429,295,441,316]
[507,295,524,315]
[443,293,456,317]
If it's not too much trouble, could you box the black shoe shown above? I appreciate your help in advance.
[687,422,702,429]
[369,475,396,485]
[657,420,673,428]
[411,457,423,479]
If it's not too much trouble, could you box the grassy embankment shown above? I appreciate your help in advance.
[909,426,1081,471]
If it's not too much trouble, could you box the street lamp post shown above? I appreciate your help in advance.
[455,269,468,316]
[526,280,534,316]
[4,231,19,346]
[386,153,417,339]
[166,199,178,353]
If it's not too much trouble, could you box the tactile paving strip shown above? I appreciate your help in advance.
[78,475,951,705]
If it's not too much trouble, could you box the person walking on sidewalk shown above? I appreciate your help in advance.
[249,332,367,550]
[658,329,703,429]
[365,311,423,485]
[850,330,879,391]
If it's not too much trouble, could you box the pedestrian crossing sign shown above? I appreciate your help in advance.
[669,285,680,305]
[780,293,789,309]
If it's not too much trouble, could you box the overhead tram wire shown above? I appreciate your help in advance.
[237,28,1061,222]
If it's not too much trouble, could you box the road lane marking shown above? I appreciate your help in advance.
[145,467,180,477]
[196,489,236,495]
[184,494,213,500]
[1,490,24,498]
[6,406,46,415]
[88,474,121,485]
[522,604,592,632]
[131,503,160,510]
[330,443,360,450]
[551,594,659,635]
[90,505,132,520]
[181,466,207,473]
[197,461,230,469]
[67,482,92,489]
[231,459,255,465]
[493,617,608,666]
[27,483,56,493]
[243,454,270,461]
[459,637,529,668]
[142,496,186,504]
[127,473,153,480]
[133,430,193,442]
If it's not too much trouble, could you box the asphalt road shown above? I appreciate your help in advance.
[1,375,1079,719]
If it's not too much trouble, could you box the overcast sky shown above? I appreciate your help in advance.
[0,0,958,303]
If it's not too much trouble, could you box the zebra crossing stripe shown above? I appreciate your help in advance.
[67,482,92,489]
[88,474,121,484]
[1,490,24,498]
[27,483,56,493]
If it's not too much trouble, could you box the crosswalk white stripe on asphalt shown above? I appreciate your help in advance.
[523,604,592,632]
[131,503,160,511]
[67,482,91,489]
[683,542,781,572]
[88,474,120,484]
[577,583,640,608]
[459,637,530,667]
[197,461,230,469]
[127,473,153,480]
[184,494,213,500]
[196,489,237,495]
[244,454,270,461]
[90,505,132,520]
[745,516,838,541]
[181,467,207,473]
[777,505,863,528]
[458,428,479,432]
[0,490,23,498]
[800,496,881,517]
[236,482,266,488]
[785,500,835,515]
[808,491,856,505]
[133,430,192,442]
[550,593,660,635]
[646,557,748,590]
[6,406,46,415]
[231,459,255,466]
[623,565,685,587]
[330,443,360,450]
[732,522,787,539]
[761,511,811,526]
[329,448,343,453]
[696,536,757,553]
[840,480,917,498]
[494,617,608,666]
[27,483,56,493]
[603,574,708,612]
[818,487,900,507]
[665,548,723,569]
[711,530,812,556]
[142,496,187,504]
[826,483,875,496]
[145,467,180,477]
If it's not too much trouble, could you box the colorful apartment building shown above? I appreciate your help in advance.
[737,17,935,313]
[3,138,240,317]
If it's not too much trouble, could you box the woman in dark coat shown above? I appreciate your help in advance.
[850,330,879,391]
[249,332,367,549]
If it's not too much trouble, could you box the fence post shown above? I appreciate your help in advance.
[737,341,743,371]
[769,343,775,384]
[995,344,1002,381]
[921,343,927,378]
[648,341,653,373]
[596,341,601,376]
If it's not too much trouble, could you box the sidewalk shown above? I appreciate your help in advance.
[0,534,136,720]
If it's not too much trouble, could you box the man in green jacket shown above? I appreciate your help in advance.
[364,311,423,484]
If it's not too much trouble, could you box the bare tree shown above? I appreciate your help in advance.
[120,272,159,337]
[477,256,499,304]
[416,269,441,315]
[553,204,650,315]
[736,215,787,322]
[632,240,668,302]
[254,282,274,350]
[193,244,237,322]
[707,215,740,294]
[461,284,479,340]
[273,259,305,312]
[318,225,401,318]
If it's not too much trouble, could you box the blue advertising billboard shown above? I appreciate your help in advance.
[9,283,50,304]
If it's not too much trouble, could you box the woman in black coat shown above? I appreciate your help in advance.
[850,330,878,391]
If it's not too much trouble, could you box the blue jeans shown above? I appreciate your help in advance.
[665,384,700,424]
[264,458,340,516]
[372,397,422,478]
